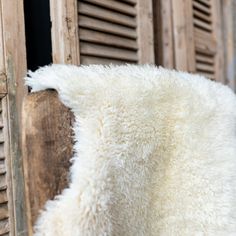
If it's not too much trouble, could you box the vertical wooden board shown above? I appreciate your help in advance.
[171,0,188,70]
[171,0,197,73]
[171,0,195,71]
[159,0,174,68]
[50,0,80,64]
[1,0,28,235]
[222,0,235,90]
[185,0,196,72]
[211,0,225,83]
[22,91,74,236]
[0,2,7,97]
[136,0,155,64]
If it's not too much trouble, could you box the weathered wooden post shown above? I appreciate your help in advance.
[22,91,74,235]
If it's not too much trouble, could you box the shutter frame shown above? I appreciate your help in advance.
[171,0,196,71]
[162,0,225,82]
[50,0,155,65]
[211,0,225,83]
[222,0,235,90]
[0,0,28,235]
[136,0,155,63]
[50,0,80,64]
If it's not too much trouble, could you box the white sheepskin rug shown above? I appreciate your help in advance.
[25,64,236,236]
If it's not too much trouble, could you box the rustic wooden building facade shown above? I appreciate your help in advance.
[0,0,236,235]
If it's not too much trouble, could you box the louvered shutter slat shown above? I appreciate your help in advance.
[80,42,138,61]
[193,10,211,23]
[196,0,211,7]
[79,29,138,50]
[79,16,137,39]
[0,191,7,204]
[0,161,6,175]
[196,63,215,73]
[80,56,132,65]
[78,2,136,28]
[194,18,212,32]
[193,1,211,14]
[195,53,214,64]
[82,0,136,16]
[0,133,4,145]
[192,0,219,80]
[0,176,6,191]
[0,204,8,221]
[194,29,216,54]
[0,218,9,235]
[119,0,136,5]
[0,145,4,161]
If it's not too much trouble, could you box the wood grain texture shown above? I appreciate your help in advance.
[222,0,235,89]
[0,218,9,235]
[80,42,138,61]
[78,2,136,28]
[82,0,136,16]
[22,91,74,236]
[193,0,211,14]
[185,0,196,72]
[172,0,189,70]
[78,15,137,39]
[136,0,155,63]
[0,191,7,204]
[0,3,7,98]
[78,0,139,65]
[80,56,133,65]
[50,0,80,64]
[79,28,138,49]
[159,0,174,68]
[0,0,28,235]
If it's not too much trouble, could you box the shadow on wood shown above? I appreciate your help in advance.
[22,90,74,235]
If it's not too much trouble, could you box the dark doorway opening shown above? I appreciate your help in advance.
[24,0,52,71]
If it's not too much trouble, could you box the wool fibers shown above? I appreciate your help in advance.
[26,64,236,236]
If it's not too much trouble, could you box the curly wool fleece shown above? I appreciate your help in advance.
[25,64,236,236]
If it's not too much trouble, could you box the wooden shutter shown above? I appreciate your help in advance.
[78,0,139,64]
[193,0,224,82]
[162,0,224,83]
[50,0,155,65]
[0,3,14,235]
[0,98,11,236]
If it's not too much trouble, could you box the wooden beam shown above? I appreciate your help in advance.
[22,91,74,236]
